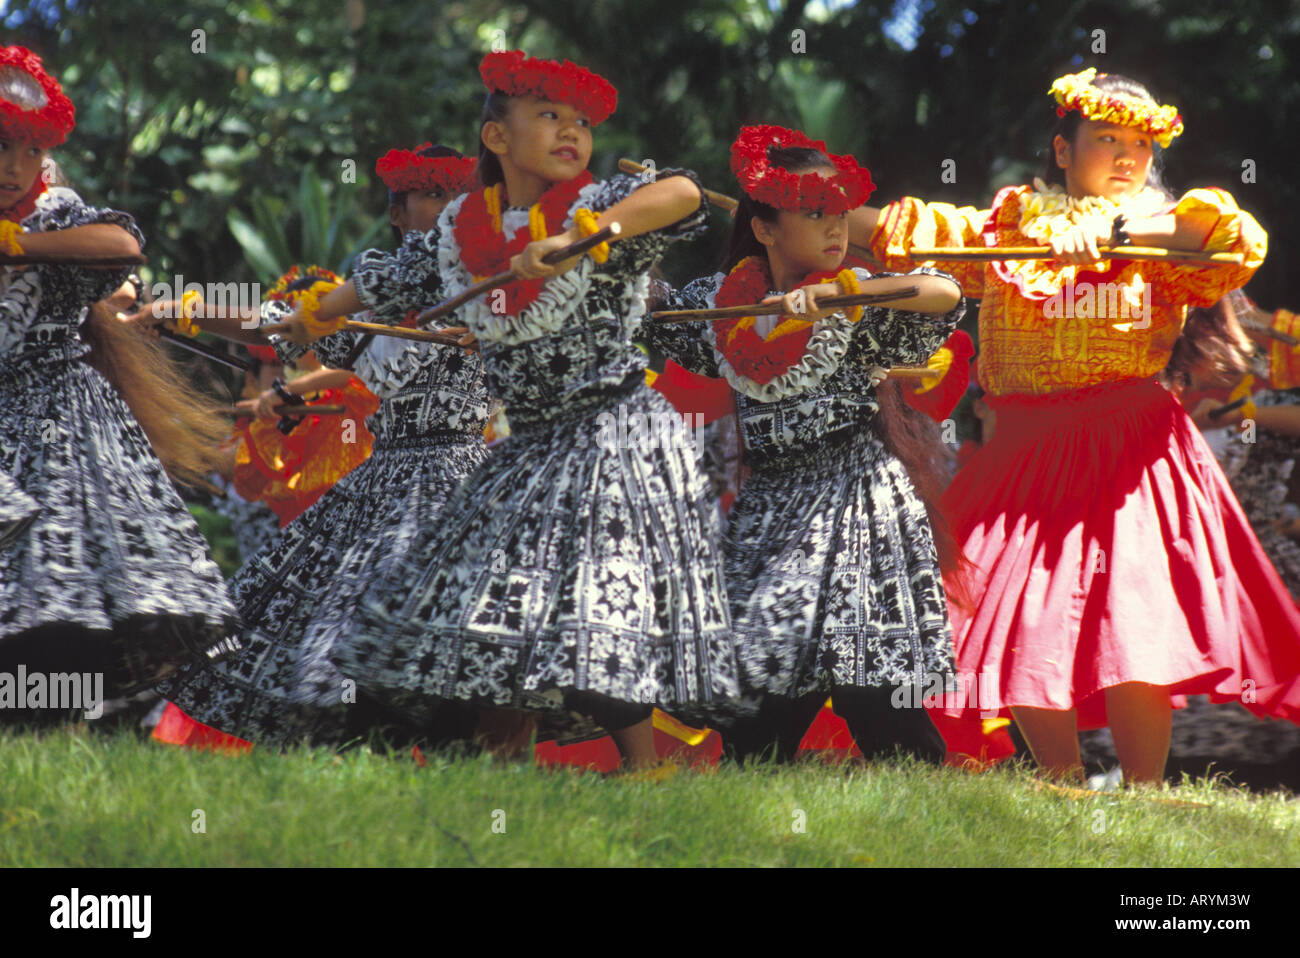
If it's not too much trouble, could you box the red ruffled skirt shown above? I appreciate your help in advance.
[942,377,1300,729]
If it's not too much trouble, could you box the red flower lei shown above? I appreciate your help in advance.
[0,46,76,149]
[713,257,842,385]
[452,172,593,316]
[479,51,617,126]
[375,145,478,194]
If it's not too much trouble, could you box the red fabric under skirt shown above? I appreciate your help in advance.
[942,377,1300,730]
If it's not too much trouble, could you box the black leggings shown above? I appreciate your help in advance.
[564,690,654,734]
[724,685,947,764]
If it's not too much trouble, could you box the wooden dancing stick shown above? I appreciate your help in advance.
[1207,396,1250,421]
[212,402,349,418]
[619,158,740,212]
[618,158,875,261]
[158,329,255,372]
[649,285,921,323]
[412,223,622,326]
[886,366,942,380]
[0,252,147,267]
[908,245,1245,266]
[260,316,458,343]
[1237,316,1300,347]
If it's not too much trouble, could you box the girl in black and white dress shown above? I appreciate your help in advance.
[281,52,739,768]
[155,150,490,749]
[0,45,238,707]
[644,127,965,762]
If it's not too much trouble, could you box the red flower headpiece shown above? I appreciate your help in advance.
[265,265,344,303]
[730,125,874,215]
[479,50,617,126]
[0,46,75,149]
[375,145,478,194]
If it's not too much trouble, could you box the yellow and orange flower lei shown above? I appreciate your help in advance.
[1050,68,1183,148]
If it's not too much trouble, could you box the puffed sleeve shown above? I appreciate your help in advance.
[262,299,362,369]
[1149,188,1267,307]
[870,197,989,299]
[636,274,722,378]
[352,226,447,319]
[584,170,710,280]
[850,266,966,367]
[1269,308,1300,390]
[24,188,146,306]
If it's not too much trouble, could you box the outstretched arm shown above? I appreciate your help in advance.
[512,176,703,279]
[20,223,140,259]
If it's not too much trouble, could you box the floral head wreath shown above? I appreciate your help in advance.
[265,265,344,304]
[1049,67,1183,148]
[0,46,75,149]
[375,144,478,194]
[730,125,875,215]
[479,50,617,126]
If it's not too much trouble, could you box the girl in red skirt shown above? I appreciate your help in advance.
[849,68,1300,785]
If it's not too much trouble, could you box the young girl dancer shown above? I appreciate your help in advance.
[283,51,738,769]
[0,45,238,709]
[156,201,491,748]
[642,126,965,762]
[850,68,1300,784]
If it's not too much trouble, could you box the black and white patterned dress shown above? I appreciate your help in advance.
[1219,387,1300,598]
[0,467,38,550]
[0,188,239,697]
[328,172,738,726]
[157,297,491,748]
[643,268,963,710]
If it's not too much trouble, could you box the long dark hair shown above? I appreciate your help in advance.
[1041,72,1172,198]
[1162,297,1256,391]
[477,91,512,188]
[722,144,967,584]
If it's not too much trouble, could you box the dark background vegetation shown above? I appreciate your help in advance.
[4,0,1293,303]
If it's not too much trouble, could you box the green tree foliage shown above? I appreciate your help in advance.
[2,0,1293,306]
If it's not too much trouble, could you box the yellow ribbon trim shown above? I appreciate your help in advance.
[296,280,345,338]
[835,268,863,323]
[484,183,503,235]
[1228,374,1257,420]
[528,203,548,243]
[572,207,609,263]
[651,708,711,747]
[178,289,203,338]
[0,220,24,256]
[915,346,953,394]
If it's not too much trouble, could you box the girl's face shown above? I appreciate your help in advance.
[0,135,44,211]
[487,95,593,186]
[1054,120,1153,202]
[391,188,453,235]
[752,167,849,277]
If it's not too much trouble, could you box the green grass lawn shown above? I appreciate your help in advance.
[1,726,1297,867]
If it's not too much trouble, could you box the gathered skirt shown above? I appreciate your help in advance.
[725,427,953,705]
[0,360,239,698]
[942,377,1300,729]
[158,434,487,748]
[337,383,739,725]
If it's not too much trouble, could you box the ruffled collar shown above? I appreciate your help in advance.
[1017,177,1167,244]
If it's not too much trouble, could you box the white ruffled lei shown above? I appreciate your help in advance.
[704,270,864,403]
[1018,177,1167,244]
[435,180,622,347]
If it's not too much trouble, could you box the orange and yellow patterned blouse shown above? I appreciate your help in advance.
[870,185,1267,396]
